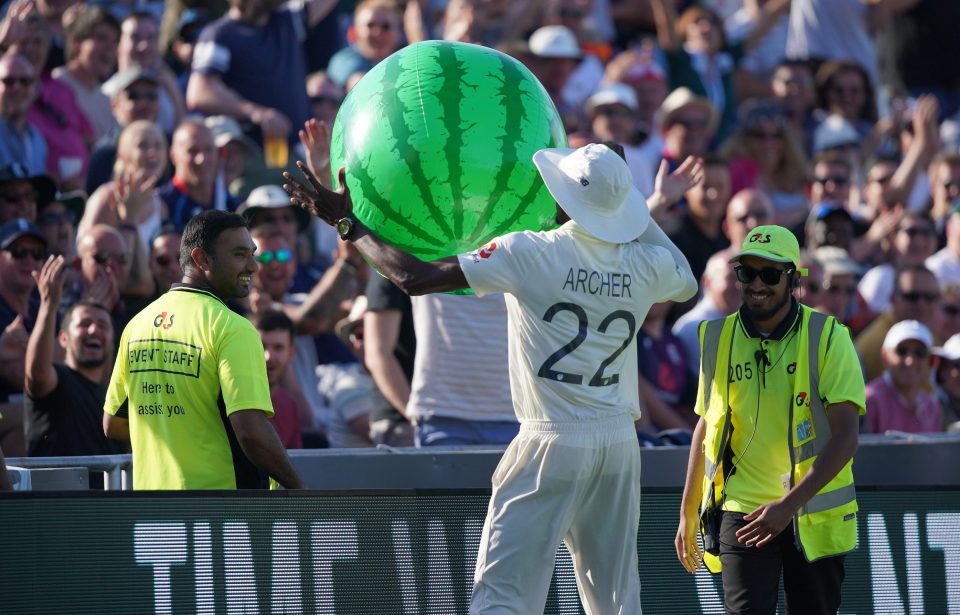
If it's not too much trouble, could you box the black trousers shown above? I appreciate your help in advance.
[719,511,846,615]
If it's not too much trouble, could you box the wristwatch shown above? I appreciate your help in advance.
[336,215,356,240]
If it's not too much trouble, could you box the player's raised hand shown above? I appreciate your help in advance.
[283,163,353,227]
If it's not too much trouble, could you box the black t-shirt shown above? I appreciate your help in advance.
[364,275,415,421]
[192,7,311,146]
[25,363,126,457]
[881,0,960,90]
[668,216,730,283]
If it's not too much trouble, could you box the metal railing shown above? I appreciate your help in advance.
[6,454,131,490]
[6,433,960,491]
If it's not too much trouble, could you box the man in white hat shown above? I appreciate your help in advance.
[284,143,700,614]
[864,319,942,434]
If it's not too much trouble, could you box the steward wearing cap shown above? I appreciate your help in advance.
[675,224,867,615]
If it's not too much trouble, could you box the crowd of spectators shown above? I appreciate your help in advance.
[0,0,958,478]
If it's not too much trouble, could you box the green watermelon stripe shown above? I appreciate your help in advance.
[489,173,548,237]
[381,52,454,239]
[466,54,528,244]
[439,44,466,241]
[353,160,437,251]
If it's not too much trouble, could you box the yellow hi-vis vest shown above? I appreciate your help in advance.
[697,307,858,573]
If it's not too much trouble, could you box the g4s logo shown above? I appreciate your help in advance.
[795,391,810,407]
[153,312,175,330]
[749,232,772,244]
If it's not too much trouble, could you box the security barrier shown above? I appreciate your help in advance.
[2,437,958,614]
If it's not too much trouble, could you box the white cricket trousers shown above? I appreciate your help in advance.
[469,414,642,615]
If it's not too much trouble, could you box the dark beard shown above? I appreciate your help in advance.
[743,288,792,323]
[75,356,106,369]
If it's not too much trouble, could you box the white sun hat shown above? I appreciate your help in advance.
[528,25,582,59]
[882,319,934,352]
[532,143,650,243]
[933,333,960,362]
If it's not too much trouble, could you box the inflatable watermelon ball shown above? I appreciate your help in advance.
[330,40,568,262]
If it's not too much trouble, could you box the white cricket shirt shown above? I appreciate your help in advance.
[458,221,693,422]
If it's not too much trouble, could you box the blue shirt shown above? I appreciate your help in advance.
[0,118,47,176]
[158,179,239,233]
[326,44,374,87]
[192,7,311,146]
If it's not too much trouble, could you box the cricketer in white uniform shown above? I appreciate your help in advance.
[283,143,699,614]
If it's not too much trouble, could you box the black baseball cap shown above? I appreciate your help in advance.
[0,163,56,208]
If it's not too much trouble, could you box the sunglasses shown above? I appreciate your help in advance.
[364,20,393,31]
[1,76,35,87]
[734,211,771,225]
[943,304,960,317]
[901,227,934,238]
[899,291,939,303]
[126,90,158,102]
[257,213,297,225]
[894,346,929,359]
[594,106,633,118]
[0,189,37,204]
[310,95,342,107]
[154,254,176,267]
[830,85,863,96]
[748,129,783,141]
[255,248,293,265]
[39,210,76,225]
[734,265,794,286]
[5,245,46,261]
[93,251,128,266]
[670,117,709,130]
[824,283,857,295]
[813,175,849,187]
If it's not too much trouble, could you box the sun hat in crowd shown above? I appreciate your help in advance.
[585,83,639,115]
[812,246,862,277]
[657,87,718,133]
[532,143,649,243]
[238,185,311,232]
[101,67,160,98]
[729,224,802,269]
[528,26,582,59]
[204,115,259,155]
[813,114,860,154]
[0,163,56,208]
[882,319,934,352]
[0,218,47,250]
[934,333,960,362]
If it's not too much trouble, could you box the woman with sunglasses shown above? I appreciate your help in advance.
[720,99,810,230]
[78,120,166,298]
